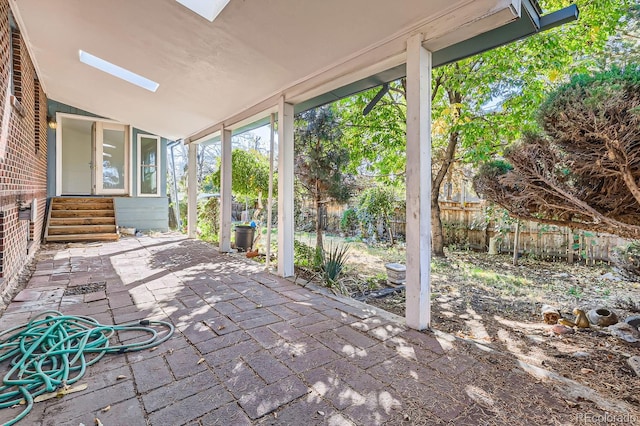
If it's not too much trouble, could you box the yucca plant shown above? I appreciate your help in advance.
[321,242,350,292]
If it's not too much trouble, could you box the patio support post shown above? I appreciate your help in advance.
[277,97,295,277]
[265,113,276,269]
[187,142,198,239]
[219,127,233,252]
[405,33,432,330]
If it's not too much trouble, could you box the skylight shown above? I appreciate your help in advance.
[176,0,230,22]
[78,50,159,93]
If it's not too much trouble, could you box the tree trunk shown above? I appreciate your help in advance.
[430,89,462,258]
[385,215,395,246]
[431,200,445,257]
[315,186,323,253]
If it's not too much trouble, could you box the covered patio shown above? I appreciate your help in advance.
[0,235,593,425]
[10,0,578,329]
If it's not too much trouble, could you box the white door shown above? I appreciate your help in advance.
[60,118,93,195]
[95,122,129,195]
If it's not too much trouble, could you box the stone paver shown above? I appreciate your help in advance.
[0,234,607,425]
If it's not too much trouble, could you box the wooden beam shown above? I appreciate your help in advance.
[405,34,432,330]
[277,98,294,277]
[187,142,198,239]
[219,128,232,252]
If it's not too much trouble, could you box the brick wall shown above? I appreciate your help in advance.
[0,0,48,295]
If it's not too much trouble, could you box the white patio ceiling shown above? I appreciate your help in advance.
[13,0,532,140]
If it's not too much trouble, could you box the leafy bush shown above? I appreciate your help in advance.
[198,198,219,243]
[294,240,320,270]
[340,208,358,234]
[357,186,399,243]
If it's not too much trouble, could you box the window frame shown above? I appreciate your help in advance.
[136,134,161,197]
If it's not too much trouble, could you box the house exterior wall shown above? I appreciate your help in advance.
[114,197,169,231]
[0,0,48,294]
[46,101,169,232]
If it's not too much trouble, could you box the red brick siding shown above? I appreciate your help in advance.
[0,0,48,293]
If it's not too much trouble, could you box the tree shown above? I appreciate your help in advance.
[600,3,640,67]
[208,148,271,206]
[474,65,640,239]
[295,106,353,251]
[357,185,400,244]
[339,0,630,256]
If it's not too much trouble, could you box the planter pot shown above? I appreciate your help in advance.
[385,263,406,287]
[235,225,255,252]
[587,308,618,327]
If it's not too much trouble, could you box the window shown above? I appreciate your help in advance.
[137,134,161,196]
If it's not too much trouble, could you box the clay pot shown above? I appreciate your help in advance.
[587,308,618,327]
[625,315,640,330]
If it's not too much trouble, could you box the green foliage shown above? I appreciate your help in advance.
[295,106,353,204]
[295,106,355,250]
[476,63,640,238]
[321,242,350,286]
[539,64,640,122]
[340,208,358,234]
[293,240,321,270]
[356,186,400,241]
[338,80,407,186]
[207,149,271,200]
[197,198,219,243]
[567,286,583,299]
[476,160,513,180]
[358,186,398,219]
[337,0,631,181]
[600,3,640,67]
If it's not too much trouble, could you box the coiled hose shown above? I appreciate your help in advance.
[0,310,174,425]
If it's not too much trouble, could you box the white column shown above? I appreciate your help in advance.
[219,127,233,252]
[265,113,276,269]
[278,98,295,277]
[405,34,432,330]
[187,142,198,239]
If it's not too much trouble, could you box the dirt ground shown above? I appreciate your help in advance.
[356,250,640,416]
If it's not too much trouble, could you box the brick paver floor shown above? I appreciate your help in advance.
[0,234,614,425]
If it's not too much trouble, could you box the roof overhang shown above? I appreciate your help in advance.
[9,0,577,142]
[293,1,578,116]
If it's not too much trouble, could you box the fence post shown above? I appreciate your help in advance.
[513,221,521,266]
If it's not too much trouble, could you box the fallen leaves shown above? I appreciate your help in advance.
[33,383,88,403]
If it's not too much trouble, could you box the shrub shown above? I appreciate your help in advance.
[294,240,320,270]
[340,208,358,234]
[198,197,219,243]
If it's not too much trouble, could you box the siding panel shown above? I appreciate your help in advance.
[114,197,168,231]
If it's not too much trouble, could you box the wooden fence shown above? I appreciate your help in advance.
[305,199,630,263]
[436,201,628,264]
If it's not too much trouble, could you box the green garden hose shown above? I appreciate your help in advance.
[0,310,174,425]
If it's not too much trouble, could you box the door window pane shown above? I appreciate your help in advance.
[103,128,126,190]
[139,136,159,195]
